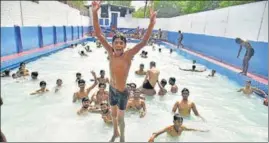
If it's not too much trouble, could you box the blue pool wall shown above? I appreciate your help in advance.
[1,27,268,95]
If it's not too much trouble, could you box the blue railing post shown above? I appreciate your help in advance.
[37,25,43,48]
[81,26,84,37]
[71,26,74,40]
[77,26,79,39]
[53,26,57,44]
[63,25,67,42]
[14,25,23,53]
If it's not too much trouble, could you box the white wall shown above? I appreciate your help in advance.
[1,1,91,27]
[118,1,268,42]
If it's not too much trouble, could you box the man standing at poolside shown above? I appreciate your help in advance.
[92,1,156,142]
[235,38,254,75]
[141,61,160,96]
[177,30,184,48]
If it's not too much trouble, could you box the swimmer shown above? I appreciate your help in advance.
[97,70,109,84]
[169,77,178,93]
[77,97,91,115]
[237,80,267,97]
[90,83,109,108]
[85,45,92,52]
[1,70,10,77]
[76,72,82,82]
[179,60,206,72]
[172,88,205,121]
[79,51,88,56]
[18,62,29,76]
[92,0,156,141]
[170,49,173,54]
[158,48,161,53]
[140,50,145,57]
[54,79,63,93]
[207,69,216,77]
[236,38,254,75]
[141,61,160,96]
[152,45,155,51]
[30,81,49,95]
[73,71,97,103]
[127,83,145,100]
[89,102,113,124]
[12,73,19,79]
[148,114,208,142]
[31,72,38,80]
[135,64,147,76]
[126,89,147,118]
[263,98,268,106]
[157,79,167,96]
[0,97,7,142]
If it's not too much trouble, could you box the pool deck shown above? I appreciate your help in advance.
[162,40,268,85]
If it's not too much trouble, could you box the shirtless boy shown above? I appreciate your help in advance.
[141,61,160,96]
[73,71,97,103]
[30,81,49,95]
[77,97,91,115]
[135,64,147,76]
[157,79,167,96]
[89,102,113,124]
[92,1,156,141]
[126,89,147,118]
[90,83,109,108]
[172,88,205,121]
[148,114,208,142]
[237,80,267,97]
[169,77,178,93]
[97,70,109,84]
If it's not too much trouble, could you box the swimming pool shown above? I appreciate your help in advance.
[1,41,268,142]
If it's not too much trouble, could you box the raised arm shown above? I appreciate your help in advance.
[237,45,242,58]
[86,71,98,94]
[92,1,113,54]
[237,88,243,92]
[148,127,168,143]
[73,93,78,103]
[172,101,178,113]
[126,7,157,57]
[182,126,209,132]
[253,87,267,98]
[191,102,206,122]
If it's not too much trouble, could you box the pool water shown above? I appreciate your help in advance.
[1,42,268,142]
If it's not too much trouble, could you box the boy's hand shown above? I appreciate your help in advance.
[91,71,96,76]
[92,1,101,12]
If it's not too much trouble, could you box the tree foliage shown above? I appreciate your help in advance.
[106,1,132,7]
[132,0,257,18]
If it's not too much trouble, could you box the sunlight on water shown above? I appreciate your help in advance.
[1,42,268,142]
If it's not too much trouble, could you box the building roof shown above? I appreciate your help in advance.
[85,3,135,13]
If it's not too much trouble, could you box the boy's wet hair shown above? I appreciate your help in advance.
[181,88,189,93]
[82,97,89,102]
[145,51,148,55]
[56,79,62,83]
[212,70,216,73]
[161,79,167,86]
[174,113,183,122]
[169,77,176,85]
[150,61,156,67]
[235,37,243,44]
[31,72,38,77]
[100,70,105,74]
[112,34,127,44]
[4,70,10,76]
[246,80,251,84]
[76,73,81,76]
[20,62,25,67]
[178,30,181,33]
[40,81,46,86]
[140,64,144,67]
[100,102,108,106]
[78,79,86,84]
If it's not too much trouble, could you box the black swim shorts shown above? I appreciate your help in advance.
[142,80,154,89]
[109,86,129,110]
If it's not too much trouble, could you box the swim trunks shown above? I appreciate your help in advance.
[142,80,154,89]
[109,86,129,110]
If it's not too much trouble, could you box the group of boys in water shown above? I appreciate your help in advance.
[0,1,268,142]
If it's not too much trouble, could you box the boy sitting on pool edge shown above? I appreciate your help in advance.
[92,0,156,141]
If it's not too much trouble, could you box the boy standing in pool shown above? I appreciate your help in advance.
[92,1,156,142]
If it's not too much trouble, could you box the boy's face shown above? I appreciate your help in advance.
[112,38,126,56]
[40,84,46,89]
[173,120,182,127]
[101,104,109,113]
[57,80,62,86]
[82,101,90,108]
